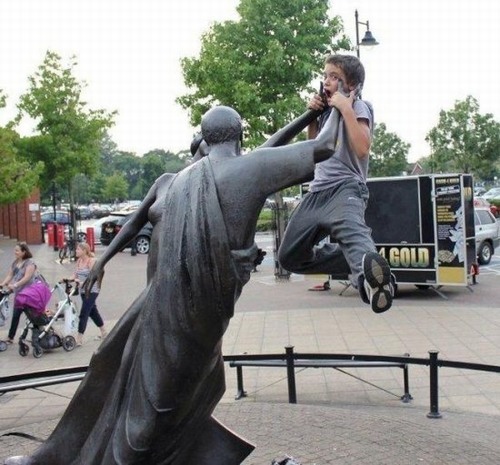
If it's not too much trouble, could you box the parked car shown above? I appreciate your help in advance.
[100,212,153,254]
[77,216,111,244]
[474,197,499,218]
[474,186,487,197]
[482,187,500,202]
[41,211,71,231]
[474,207,500,265]
[75,206,93,220]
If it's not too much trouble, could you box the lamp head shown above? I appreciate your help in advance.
[360,30,379,47]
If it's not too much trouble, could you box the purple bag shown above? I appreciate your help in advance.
[14,280,52,315]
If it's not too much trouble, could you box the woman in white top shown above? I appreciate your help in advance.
[67,242,107,346]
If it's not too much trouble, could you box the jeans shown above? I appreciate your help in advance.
[8,307,25,340]
[78,292,104,334]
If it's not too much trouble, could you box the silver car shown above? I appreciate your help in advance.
[475,207,500,265]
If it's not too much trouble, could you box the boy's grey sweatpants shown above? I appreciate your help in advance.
[278,179,377,285]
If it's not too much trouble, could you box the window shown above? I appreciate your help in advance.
[475,209,495,226]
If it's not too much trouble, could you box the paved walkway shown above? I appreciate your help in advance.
[1,234,500,464]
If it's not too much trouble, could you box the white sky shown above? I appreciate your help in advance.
[0,0,499,162]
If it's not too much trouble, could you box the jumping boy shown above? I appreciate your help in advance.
[278,54,394,313]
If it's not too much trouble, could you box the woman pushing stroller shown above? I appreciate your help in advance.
[0,242,38,344]
[61,242,107,346]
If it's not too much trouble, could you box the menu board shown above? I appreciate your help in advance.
[434,175,466,284]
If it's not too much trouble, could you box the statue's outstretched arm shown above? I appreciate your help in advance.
[260,109,323,149]
[83,178,160,294]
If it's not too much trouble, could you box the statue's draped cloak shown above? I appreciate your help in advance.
[42,158,256,465]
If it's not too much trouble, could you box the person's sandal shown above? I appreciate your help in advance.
[94,331,108,341]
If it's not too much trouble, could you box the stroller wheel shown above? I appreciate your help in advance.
[19,342,29,357]
[62,335,76,351]
[33,345,43,358]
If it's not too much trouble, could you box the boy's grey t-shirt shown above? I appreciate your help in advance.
[310,99,373,193]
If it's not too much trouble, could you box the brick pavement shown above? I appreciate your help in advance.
[1,234,500,464]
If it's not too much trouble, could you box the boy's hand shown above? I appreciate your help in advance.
[307,94,326,112]
[328,90,355,114]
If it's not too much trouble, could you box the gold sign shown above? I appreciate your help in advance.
[378,246,431,268]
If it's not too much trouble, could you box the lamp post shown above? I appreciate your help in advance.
[355,9,379,59]
[52,181,59,251]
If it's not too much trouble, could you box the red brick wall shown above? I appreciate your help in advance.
[0,189,42,244]
[0,205,5,235]
[18,190,43,244]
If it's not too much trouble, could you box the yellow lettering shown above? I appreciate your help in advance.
[387,247,430,268]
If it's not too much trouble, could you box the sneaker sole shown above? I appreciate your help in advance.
[363,252,393,313]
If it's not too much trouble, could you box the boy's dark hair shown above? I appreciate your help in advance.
[325,54,365,88]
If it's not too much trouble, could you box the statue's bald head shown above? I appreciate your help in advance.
[201,106,242,145]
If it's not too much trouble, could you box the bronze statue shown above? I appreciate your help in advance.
[5,104,338,465]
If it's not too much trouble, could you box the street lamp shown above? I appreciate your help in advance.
[355,10,379,58]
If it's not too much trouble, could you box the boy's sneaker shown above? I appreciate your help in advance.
[360,252,394,313]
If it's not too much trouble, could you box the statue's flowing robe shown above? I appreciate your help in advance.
[32,158,257,465]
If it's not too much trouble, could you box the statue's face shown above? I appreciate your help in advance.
[199,140,209,157]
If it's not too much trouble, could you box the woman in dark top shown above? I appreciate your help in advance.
[0,242,37,343]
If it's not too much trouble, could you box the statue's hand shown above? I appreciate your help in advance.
[84,263,104,296]
[314,108,340,160]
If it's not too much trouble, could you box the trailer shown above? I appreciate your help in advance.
[366,174,476,293]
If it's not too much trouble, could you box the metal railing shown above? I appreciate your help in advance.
[1,348,500,419]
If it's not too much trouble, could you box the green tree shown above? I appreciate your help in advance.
[16,51,116,207]
[72,173,91,205]
[141,151,166,196]
[87,173,107,203]
[177,0,349,148]
[110,151,142,193]
[104,173,129,203]
[369,123,410,177]
[99,131,119,174]
[162,150,186,174]
[0,90,43,204]
[425,95,500,178]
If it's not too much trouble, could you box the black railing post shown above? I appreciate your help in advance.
[427,350,442,418]
[235,365,247,400]
[285,345,297,404]
[401,354,413,403]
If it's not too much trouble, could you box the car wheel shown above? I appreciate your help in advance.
[135,235,150,254]
[477,241,493,265]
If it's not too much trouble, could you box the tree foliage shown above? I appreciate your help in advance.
[369,123,410,177]
[0,90,43,204]
[104,173,129,203]
[177,0,349,148]
[0,127,44,204]
[425,95,500,179]
[16,51,116,203]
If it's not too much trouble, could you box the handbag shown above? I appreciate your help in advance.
[14,278,52,315]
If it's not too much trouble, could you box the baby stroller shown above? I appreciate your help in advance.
[18,279,78,358]
[0,288,11,352]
